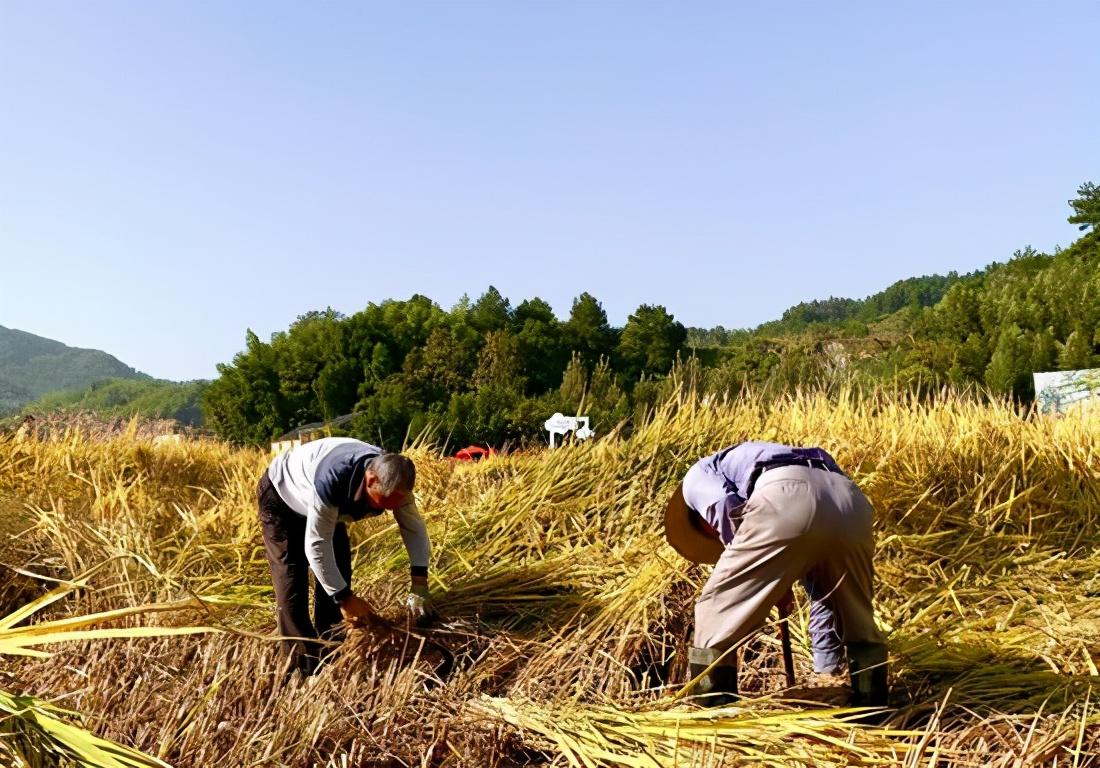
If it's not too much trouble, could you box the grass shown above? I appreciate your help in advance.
[1,387,1099,766]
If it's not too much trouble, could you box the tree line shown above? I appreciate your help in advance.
[203,183,1100,448]
[202,291,688,448]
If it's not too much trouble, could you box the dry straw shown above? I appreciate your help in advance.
[1,386,1099,766]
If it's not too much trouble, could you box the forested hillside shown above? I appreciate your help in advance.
[18,378,208,426]
[0,325,146,412]
[203,183,1100,447]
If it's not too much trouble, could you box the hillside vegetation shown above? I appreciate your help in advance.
[203,183,1100,448]
[17,378,207,427]
[0,325,146,413]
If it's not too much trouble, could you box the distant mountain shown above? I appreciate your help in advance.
[0,325,148,412]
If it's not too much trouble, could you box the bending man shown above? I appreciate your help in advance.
[257,437,434,674]
[665,441,888,706]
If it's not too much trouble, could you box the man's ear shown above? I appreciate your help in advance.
[358,469,378,500]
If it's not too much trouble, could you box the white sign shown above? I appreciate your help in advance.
[1034,369,1100,414]
[544,413,594,448]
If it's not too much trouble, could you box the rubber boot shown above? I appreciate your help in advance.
[847,642,889,708]
[686,646,738,706]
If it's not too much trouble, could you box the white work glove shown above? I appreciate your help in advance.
[406,581,437,627]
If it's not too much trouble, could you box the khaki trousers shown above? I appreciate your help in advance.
[694,465,884,651]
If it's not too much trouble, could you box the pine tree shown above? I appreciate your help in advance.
[564,293,616,368]
[617,304,687,383]
[1068,181,1100,231]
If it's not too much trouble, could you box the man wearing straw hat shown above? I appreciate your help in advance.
[665,441,888,706]
[257,437,436,675]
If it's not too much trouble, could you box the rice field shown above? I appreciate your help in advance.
[2,388,1099,767]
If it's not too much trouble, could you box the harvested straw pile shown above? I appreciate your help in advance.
[1,388,1099,767]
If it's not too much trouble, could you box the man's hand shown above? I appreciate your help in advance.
[339,593,376,627]
[406,577,437,627]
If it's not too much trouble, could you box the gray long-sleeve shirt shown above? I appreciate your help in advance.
[266,437,430,598]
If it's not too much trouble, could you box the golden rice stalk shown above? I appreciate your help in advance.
[476,696,922,767]
[0,563,220,768]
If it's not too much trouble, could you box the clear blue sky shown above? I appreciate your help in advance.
[2,2,1097,381]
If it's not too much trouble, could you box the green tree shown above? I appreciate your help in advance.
[469,286,512,334]
[557,353,587,409]
[473,330,525,391]
[587,357,628,428]
[1068,181,1100,231]
[353,377,418,449]
[1058,327,1095,370]
[467,329,528,444]
[548,354,628,435]
[379,295,447,356]
[272,309,350,427]
[402,326,475,405]
[21,378,207,426]
[631,376,663,424]
[1030,327,1058,373]
[564,293,616,368]
[984,324,1032,397]
[513,298,567,393]
[617,304,687,382]
[202,330,285,443]
[933,283,983,340]
[314,357,360,420]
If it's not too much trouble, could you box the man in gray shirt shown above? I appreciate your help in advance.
[257,437,434,674]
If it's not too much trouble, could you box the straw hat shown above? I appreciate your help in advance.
[663,483,723,565]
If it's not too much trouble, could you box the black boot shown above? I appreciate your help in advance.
[686,646,738,706]
[847,642,889,708]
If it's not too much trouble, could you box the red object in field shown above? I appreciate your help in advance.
[454,445,497,462]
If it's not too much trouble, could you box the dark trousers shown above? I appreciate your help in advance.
[257,473,352,674]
